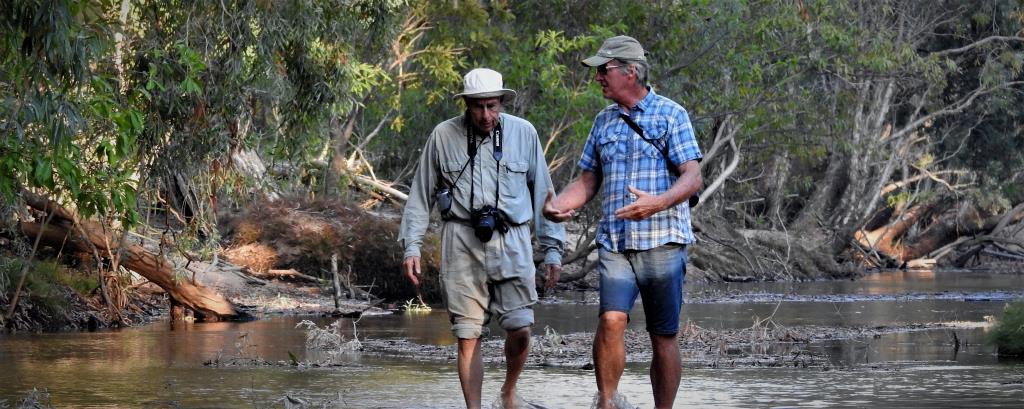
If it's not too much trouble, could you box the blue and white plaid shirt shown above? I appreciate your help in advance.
[579,89,703,253]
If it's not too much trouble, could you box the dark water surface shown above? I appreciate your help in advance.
[1,271,1022,408]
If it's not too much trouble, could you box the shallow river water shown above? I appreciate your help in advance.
[2,270,1023,408]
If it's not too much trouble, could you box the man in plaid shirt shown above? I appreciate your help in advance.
[544,35,702,409]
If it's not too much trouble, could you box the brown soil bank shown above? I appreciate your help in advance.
[0,254,166,332]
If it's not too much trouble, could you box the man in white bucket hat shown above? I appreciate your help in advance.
[399,68,565,408]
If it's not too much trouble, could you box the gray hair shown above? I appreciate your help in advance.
[614,58,649,87]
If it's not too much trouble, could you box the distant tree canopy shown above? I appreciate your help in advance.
[3,0,1023,278]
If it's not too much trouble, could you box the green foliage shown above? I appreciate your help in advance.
[886,191,912,209]
[3,0,1023,265]
[2,0,142,227]
[988,301,1024,356]
[0,258,89,317]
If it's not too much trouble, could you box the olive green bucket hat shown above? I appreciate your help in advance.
[581,35,647,67]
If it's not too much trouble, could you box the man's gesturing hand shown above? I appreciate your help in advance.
[614,186,668,221]
[542,189,575,222]
[402,256,422,286]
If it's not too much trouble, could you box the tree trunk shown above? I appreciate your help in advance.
[854,200,938,260]
[20,193,240,321]
[761,150,789,228]
[325,108,361,197]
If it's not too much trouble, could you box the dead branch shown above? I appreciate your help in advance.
[350,173,408,201]
[889,82,1024,142]
[248,268,321,283]
[880,170,968,195]
[348,109,395,165]
[701,136,740,207]
[992,202,1024,236]
[931,35,1024,58]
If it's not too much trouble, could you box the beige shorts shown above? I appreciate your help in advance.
[440,221,537,339]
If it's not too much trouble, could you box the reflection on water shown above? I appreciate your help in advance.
[1,271,1022,407]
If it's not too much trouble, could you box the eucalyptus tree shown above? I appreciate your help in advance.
[0,0,247,321]
[2,0,141,225]
[778,1,1024,266]
[390,0,1024,279]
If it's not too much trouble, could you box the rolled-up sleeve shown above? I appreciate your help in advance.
[398,133,440,258]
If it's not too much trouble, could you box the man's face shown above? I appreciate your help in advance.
[594,62,633,101]
[466,97,503,134]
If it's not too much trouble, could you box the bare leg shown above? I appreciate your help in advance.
[458,337,484,409]
[650,333,681,409]
[501,326,531,407]
[593,311,628,409]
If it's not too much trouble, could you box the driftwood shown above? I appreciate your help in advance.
[251,268,321,283]
[19,192,240,321]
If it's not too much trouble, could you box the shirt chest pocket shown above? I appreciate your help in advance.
[634,126,670,159]
[598,133,626,165]
[499,161,529,196]
[441,160,471,191]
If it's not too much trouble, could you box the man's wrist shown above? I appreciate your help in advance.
[543,249,562,266]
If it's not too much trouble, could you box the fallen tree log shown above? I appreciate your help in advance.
[20,192,240,321]
[860,198,1024,266]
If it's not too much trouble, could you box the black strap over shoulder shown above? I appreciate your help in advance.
[619,112,700,208]
[467,115,503,211]
[619,113,678,177]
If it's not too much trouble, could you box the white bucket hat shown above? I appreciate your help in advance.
[453,68,517,100]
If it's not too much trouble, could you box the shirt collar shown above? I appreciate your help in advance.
[613,86,656,115]
[634,87,656,113]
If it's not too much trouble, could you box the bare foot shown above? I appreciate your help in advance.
[497,388,523,409]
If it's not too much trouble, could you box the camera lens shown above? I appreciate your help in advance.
[473,206,497,242]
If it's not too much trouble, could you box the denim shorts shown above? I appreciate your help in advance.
[598,243,687,335]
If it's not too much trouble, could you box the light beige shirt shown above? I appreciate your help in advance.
[399,113,564,265]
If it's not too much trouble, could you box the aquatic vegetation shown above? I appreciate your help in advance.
[533,325,567,361]
[403,297,432,313]
[296,319,362,352]
[988,300,1024,356]
[2,388,56,409]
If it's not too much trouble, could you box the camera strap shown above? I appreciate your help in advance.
[468,118,503,212]
[445,152,473,192]
[493,123,502,206]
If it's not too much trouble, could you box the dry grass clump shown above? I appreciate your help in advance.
[231,219,263,245]
[221,243,277,273]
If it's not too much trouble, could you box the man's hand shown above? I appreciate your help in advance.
[402,256,422,286]
[614,186,668,221]
[543,189,575,222]
[543,263,562,289]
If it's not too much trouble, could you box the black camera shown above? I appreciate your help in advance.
[470,205,508,242]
